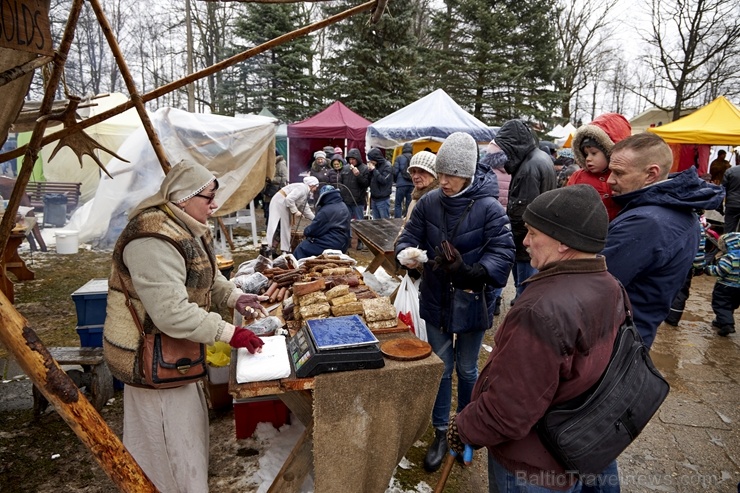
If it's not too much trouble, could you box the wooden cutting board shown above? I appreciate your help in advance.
[380,338,432,361]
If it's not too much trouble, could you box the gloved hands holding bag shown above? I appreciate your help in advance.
[235,294,269,320]
[229,326,264,354]
[433,240,463,273]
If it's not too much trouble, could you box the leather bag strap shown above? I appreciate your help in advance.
[117,271,145,338]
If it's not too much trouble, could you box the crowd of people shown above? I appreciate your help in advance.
[101,115,736,492]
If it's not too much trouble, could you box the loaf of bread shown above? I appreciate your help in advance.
[367,319,399,330]
[292,278,326,297]
[362,297,397,322]
[296,291,328,307]
[329,292,357,307]
[299,302,331,319]
[331,302,364,317]
[325,284,350,300]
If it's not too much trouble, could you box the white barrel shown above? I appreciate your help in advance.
[55,230,79,254]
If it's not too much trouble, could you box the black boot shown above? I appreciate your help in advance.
[718,325,736,336]
[493,296,502,316]
[424,428,448,472]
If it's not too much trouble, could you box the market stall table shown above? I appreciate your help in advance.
[229,331,443,493]
[351,218,404,277]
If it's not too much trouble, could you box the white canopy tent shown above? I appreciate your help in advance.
[67,108,277,248]
[365,89,496,149]
[547,122,577,148]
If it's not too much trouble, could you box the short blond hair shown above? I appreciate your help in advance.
[612,133,673,179]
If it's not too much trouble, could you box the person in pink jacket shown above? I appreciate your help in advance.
[567,113,632,221]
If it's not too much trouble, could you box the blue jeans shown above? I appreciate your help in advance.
[346,204,365,220]
[488,453,583,493]
[425,323,486,429]
[515,261,537,298]
[372,198,390,219]
[580,461,620,493]
[395,185,413,218]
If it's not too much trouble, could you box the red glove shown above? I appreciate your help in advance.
[230,327,264,354]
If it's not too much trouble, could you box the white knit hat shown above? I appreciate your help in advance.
[435,132,478,178]
[313,150,326,159]
[408,151,437,179]
[303,176,319,187]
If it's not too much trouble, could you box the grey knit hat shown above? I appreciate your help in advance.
[408,151,437,178]
[435,132,478,178]
[522,184,608,253]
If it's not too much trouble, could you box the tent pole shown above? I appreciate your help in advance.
[87,0,170,174]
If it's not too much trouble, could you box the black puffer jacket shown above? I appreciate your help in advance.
[496,120,557,261]
[339,148,370,207]
[367,148,393,200]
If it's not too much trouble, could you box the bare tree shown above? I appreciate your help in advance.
[641,0,740,120]
[553,0,618,122]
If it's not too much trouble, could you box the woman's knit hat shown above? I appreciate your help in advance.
[435,132,478,178]
[522,184,608,253]
[572,113,632,166]
[129,160,215,218]
[313,150,327,160]
[303,176,319,187]
[408,151,437,178]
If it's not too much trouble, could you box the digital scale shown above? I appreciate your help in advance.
[287,315,385,378]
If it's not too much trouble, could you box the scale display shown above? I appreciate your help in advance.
[287,315,384,378]
[305,315,379,350]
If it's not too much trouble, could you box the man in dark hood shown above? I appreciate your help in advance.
[495,119,557,304]
[366,147,393,219]
[293,185,351,259]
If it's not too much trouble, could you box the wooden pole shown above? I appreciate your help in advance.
[0,0,378,165]
[0,56,53,88]
[217,217,236,251]
[0,290,156,492]
[87,0,170,174]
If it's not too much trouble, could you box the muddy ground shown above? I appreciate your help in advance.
[1,230,739,492]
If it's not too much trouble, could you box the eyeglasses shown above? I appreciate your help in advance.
[194,193,216,204]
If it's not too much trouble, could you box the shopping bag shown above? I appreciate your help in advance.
[393,273,427,342]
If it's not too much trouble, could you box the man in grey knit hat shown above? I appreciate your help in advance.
[450,184,626,493]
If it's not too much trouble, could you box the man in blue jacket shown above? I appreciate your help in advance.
[603,132,724,349]
[293,185,351,259]
[393,143,414,218]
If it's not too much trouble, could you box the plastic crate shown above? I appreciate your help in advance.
[76,324,103,347]
[234,396,290,439]
[71,279,109,326]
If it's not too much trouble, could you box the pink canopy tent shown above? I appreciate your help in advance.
[287,101,372,181]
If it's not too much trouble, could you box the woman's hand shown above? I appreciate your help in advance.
[229,327,264,354]
[235,294,269,319]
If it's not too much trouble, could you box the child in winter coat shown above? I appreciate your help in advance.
[704,231,740,336]
[567,113,632,221]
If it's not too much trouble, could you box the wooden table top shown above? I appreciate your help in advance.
[351,218,404,253]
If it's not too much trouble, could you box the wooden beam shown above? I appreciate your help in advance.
[0,290,156,492]
[0,55,53,89]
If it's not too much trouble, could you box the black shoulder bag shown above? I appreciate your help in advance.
[536,287,670,475]
[440,200,489,334]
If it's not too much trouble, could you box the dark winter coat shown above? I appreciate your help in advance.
[604,167,724,347]
[339,148,370,207]
[393,143,413,187]
[396,163,515,329]
[367,148,393,200]
[293,188,351,259]
[496,120,557,261]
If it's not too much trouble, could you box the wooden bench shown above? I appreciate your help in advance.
[32,347,115,417]
[26,181,82,213]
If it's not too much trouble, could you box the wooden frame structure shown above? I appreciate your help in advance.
[0,0,388,490]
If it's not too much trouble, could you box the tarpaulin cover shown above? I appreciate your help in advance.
[66,108,276,248]
[647,96,740,145]
[366,89,496,149]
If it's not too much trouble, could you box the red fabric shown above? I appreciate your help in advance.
[567,168,621,221]
[589,113,632,144]
[287,102,372,181]
[670,144,710,175]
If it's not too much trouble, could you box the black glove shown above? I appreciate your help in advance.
[432,242,463,273]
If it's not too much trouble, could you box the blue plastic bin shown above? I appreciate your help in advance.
[71,279,109,326]
[76,324,103,347]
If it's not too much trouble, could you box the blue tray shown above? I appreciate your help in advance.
[305,315,379,351]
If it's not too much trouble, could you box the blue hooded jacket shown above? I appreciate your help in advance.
[396,162,515,329]
[293,188,351,259]
[603,167,724,347]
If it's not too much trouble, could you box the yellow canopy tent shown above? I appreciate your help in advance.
[647,96,740,173]
[647,96,740,145]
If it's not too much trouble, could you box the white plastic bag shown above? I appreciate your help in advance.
[393,273,427,342]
